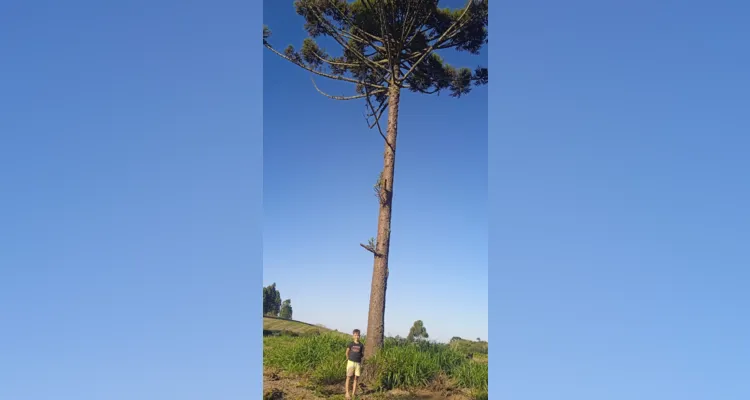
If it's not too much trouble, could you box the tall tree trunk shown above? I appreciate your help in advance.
[364,84,400,360]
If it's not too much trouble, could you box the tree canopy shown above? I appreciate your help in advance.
[264,0,488,130]
[407,320,429,341]
[263,283,282,316]
[279,299,293,319]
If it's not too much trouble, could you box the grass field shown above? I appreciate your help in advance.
[263,323,488,400]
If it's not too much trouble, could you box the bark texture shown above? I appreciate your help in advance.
[364,84,400,359]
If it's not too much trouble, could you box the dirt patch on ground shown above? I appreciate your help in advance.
[263,369,473,400]
[263,369,326,400]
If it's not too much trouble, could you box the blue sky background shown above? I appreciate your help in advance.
[2,0,748,399]
[0,1,262,399]
[263,0,488,343]
[494,1,749,399]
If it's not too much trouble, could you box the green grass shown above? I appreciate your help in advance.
[264,333,349,373]
[452,361,488,391]
[368,338,466,389]
[264,333,489,398]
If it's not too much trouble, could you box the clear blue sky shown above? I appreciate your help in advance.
[0,1,262,399]
[494,1,749,399]
[263,0,489,343]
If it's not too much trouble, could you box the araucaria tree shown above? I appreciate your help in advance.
[264,0,488,359]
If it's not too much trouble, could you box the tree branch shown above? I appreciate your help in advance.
[265,42,386,89]
[312,51,359,68]
[399,0,415,46]
[366,99,388,126]
[364,0,395,70]
[400,0,474,83]
[403,12,435,51]
[403,84,440,95]
[360,243,381,256]
[308,3,389,73]
[364,89,393,153]
[326,0,388,52]
[432,17,480,51]
[311,76,383,100]
[426,12,474,44]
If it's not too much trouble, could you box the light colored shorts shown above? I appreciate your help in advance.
[346,360,362,377]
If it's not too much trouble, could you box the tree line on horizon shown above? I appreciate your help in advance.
[263,283,293,320]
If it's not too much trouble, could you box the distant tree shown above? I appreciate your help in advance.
[279,299,293,319]
[263,283,282,316]
[407,320,429,341]
[450,336,463,343]
[476,337,480,342]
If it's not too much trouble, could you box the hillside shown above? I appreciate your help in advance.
[450,337,489,355]
[263,316,347,337]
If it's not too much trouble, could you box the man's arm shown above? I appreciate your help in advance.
[345,346,350,360]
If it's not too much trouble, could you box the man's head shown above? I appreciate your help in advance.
[352,329,361,342]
